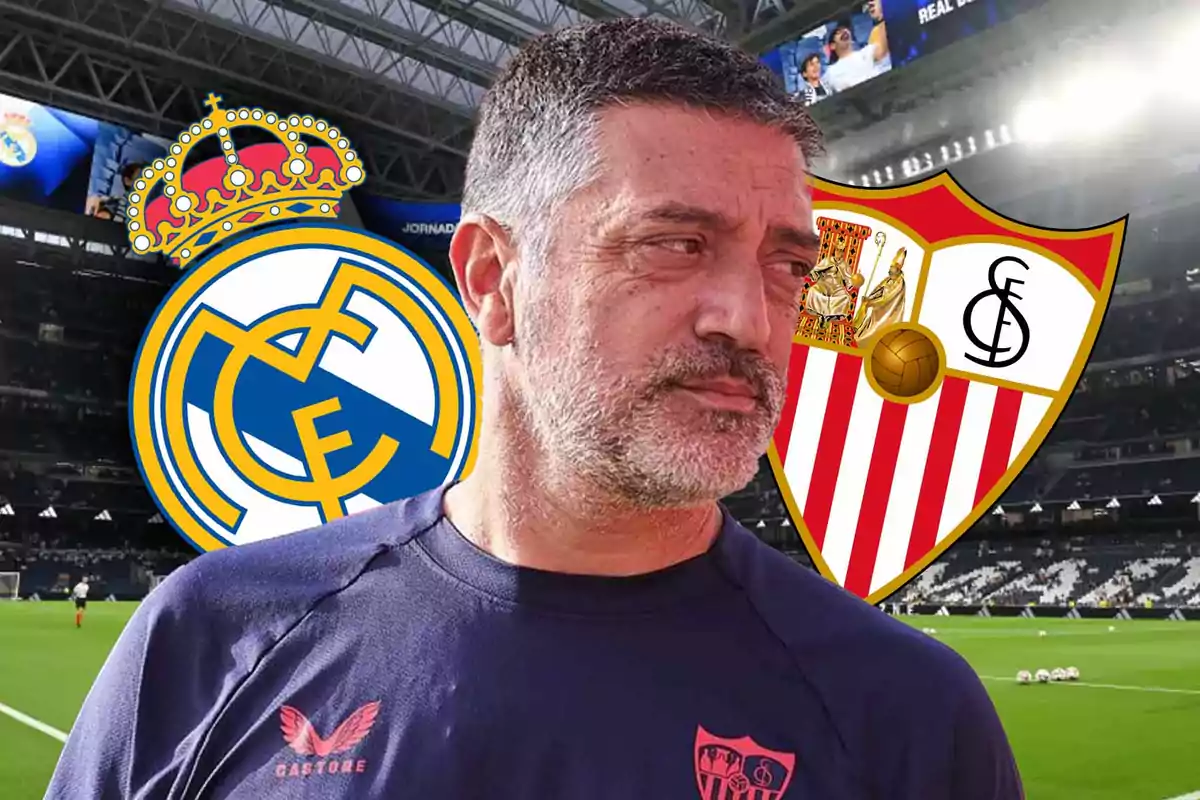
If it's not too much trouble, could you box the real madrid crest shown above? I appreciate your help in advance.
[128,94,481,551]
[0,111,37,167]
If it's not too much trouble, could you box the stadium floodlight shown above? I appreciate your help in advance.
[1013,98,1059,145]
[1165,22,1200,105]
[0,572,19,600]
[1063,70,1140,142]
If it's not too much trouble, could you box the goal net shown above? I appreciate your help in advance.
[0,571,20,600]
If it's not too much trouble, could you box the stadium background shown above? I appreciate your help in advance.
[0,0,1197,797]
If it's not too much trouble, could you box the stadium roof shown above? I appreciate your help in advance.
[0,0,725,201]
[0,0,1185,212]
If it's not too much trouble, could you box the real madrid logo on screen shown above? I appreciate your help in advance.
[128,93,481,552]
[0,111,37,167]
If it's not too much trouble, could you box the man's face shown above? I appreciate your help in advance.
[513,104,817,507]
[802,57,821,80]
[832,27,854,56]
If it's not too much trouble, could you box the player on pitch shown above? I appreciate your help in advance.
[71,577,89,628]
[48,18,1023,799]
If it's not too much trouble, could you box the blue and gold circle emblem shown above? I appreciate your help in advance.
[130,222,480,551]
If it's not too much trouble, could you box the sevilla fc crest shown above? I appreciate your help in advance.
[694,726,795,800]
[770,172,1125,604]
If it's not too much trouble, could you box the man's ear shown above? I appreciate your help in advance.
[450,213,518,347]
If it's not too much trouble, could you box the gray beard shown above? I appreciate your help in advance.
[517,339,781,510]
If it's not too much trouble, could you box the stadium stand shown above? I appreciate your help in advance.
[0,204,189,600]
[893,534,1200,608]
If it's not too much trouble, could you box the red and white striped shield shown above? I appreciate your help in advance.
[770,173,1126,603]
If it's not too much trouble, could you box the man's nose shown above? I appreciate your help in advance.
[693,262,772,353]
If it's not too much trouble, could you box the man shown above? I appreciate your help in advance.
[48,18,1022,799]
[866,0,891,70]
[798,52,833,106]
[71,578,89,628]
[824,19,889,93]
[85,162,147,222]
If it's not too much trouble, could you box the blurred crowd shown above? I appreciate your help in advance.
[1089,292,1200,362]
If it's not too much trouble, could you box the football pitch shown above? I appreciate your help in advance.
[1,603,1198,799]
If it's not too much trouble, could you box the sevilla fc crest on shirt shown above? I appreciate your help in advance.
[694,726,795,800]
[770,172,1125,604]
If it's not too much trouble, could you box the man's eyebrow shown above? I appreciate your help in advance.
[769,226,821,253]
[641,203,733,229]
[641,204,821,252]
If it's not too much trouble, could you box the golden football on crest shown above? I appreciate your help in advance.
[869,327,940,399]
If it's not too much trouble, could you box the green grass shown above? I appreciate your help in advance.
[0,602,135,799]
[1,604,1198,798]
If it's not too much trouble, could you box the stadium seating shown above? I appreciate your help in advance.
[893,534,1200,608]
[6,546,192,601]
[1088,293,1200,362]
[1042,459,1200,502]
[1161,559,1200,606]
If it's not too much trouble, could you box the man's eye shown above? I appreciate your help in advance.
[767,259,813,278]
[652,238,703,255]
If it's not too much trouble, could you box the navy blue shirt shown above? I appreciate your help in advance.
[48,486,1022,799]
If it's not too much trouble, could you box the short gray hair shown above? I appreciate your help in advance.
[461,18,824,263]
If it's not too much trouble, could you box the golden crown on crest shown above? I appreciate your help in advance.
[125,93,366,267]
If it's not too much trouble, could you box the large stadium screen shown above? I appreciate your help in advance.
[884,0,1053,67]
[767,1,893,107]
[0,90,175,223]
[353,194,461,279]
[0,91,100,213]
[355,194,460,247]
[765,0,1052,104]
[2,94,360,244]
